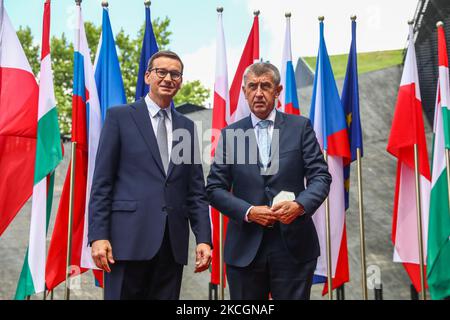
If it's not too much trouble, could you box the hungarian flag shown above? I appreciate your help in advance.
[342,18,363,210]
[15,0,63,300]
[210,8,229,287]
[387,23,431,294]
[427,22,450,300]
[135,1,158,101]
[279,14,300,115]
[0,0,38,236]
[229,13,259,122]
[309,20,351,296]
[46,3,101,291]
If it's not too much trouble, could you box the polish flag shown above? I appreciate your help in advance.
[0,0,38,236]
[387,23,431,293]
[210,8,230,286]
[229,13,259,123]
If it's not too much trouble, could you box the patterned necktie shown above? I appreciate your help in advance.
[257,119,272,168]
[157,109,169,173]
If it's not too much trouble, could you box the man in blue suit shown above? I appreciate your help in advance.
[88,51,212,300]
[206,62,331,300]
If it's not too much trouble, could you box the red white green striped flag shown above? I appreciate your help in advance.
[15,0,62,300]
[427,22,450,300]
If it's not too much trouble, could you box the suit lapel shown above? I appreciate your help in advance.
[265,110,287,179]
[129,98,166,176]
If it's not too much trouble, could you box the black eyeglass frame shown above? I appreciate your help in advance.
[149,68,183,80]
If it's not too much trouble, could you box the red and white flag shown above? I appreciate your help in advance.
[210,8,229,286]
[229,14,259,122]
[387,23,431,293]
[0,0,39,236]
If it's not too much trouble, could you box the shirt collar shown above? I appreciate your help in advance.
[250,107,276,128]
[145,94,172,121]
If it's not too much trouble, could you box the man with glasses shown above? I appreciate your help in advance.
[89,50,212,300]
[206,62,331,300]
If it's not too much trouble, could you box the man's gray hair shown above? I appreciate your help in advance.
[243,62,281,86]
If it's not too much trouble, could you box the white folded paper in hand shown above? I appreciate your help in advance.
[272,191,295,207]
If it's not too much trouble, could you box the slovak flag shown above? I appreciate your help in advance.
[46,2,102,291]
[309,19,351,296]
[279,13,300,115]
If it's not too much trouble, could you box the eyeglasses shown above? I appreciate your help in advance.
[149,68,183,81]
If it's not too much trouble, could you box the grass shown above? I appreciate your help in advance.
[302,49,404,79]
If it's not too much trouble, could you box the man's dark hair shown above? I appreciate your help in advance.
[146,50,184,73]
[243,62,281,86]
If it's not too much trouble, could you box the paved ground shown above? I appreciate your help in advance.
[0,65,433,300]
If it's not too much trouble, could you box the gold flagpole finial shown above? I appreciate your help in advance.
[75,0,82,6]
[408,20,414,25]
[437,21,444,28]
[254,10,260,16]
[217,7,223,13]
[351,15,357,21]
[102,1,108,7]
[144,0,151,7]
[318,16,325,22]
[285,12,291,18]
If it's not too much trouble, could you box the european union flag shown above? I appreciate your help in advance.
[94,6,126,123]
[341,19,363,210]
[135,3,159,101]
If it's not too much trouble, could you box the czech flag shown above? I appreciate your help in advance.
[309,19,351,296]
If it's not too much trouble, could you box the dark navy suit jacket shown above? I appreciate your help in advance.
[88,98,211,265]
[206,111,331,267]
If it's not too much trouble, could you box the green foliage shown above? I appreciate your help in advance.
[174,80,210,107]
[51,33,74,135]
[15,16,209,136]
[84,22,101,63]
[16,26,39,75]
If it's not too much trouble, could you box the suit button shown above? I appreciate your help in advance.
[265,187,270,192]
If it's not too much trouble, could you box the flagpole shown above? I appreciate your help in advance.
[356,147,368,299]
[100,0,109,301]
[320,15,333,300]
[64,141,77,300]
[413,142,426,300]
[214,6,226,300]
[219,212,224,300]
[323,149,333,300]
[350,14,368,301]
[64,0,82,301]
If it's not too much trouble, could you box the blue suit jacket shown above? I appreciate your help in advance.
[206,111,331,267]
[88,98,211,265]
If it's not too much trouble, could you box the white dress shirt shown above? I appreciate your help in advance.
[245,108,277,222]
[145,94,172,160]
[250,107,276,145]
